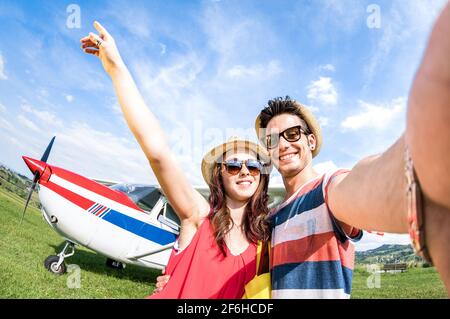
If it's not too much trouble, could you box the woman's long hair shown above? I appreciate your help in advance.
[208,161,271,256]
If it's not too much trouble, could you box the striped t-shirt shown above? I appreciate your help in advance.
[269,169,363,299]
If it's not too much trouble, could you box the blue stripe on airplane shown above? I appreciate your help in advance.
[102,209,177,245]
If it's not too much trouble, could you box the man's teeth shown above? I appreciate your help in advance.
[280,153,298,161]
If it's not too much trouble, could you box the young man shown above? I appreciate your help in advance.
[154,2,450,298]
[255,2,450,298]
[255,98,362,298]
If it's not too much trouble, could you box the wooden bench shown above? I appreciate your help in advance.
[383,263,407,273]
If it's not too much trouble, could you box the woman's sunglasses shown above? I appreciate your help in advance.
[264,125,308,149]
[221,159,263,176]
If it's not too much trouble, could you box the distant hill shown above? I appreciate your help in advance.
[356,244,427,265]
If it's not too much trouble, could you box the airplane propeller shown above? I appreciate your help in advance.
[20,136,56,224]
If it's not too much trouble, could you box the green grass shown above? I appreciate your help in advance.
[0,187,447,298]
[0,188,160,298]
[352,265,447,298]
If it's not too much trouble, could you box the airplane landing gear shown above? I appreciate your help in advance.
[106,258,126,270]
[44,241,75,275]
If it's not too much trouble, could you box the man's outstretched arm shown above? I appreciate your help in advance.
[328,1,450,233]
[327,135,408,234]
[328,2,450,294]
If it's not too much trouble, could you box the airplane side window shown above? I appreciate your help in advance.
[135,189,161,213]
[164,203,180,227]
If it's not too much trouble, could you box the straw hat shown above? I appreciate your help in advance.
[254,101,322,158]
[201,137,272,186]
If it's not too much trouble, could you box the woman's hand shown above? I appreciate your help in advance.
[80,21,125,77]
[153,269,170,294]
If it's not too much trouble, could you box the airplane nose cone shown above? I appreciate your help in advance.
[22,156,46,176]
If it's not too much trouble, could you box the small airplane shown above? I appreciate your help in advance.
[21,137,285,275]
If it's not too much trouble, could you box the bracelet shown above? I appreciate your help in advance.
[405,146,433,264]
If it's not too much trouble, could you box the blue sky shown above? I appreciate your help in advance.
[0,0,447,250]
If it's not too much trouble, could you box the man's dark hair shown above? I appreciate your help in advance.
[259,96,311,133]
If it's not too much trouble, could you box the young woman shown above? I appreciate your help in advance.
[80,22,272,298]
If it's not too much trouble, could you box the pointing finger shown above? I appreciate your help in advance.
[94,21,111,39]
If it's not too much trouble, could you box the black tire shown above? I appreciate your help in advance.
[44,255,67,275]
[106,258,125,270]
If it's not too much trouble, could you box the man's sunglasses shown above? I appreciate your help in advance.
[220,159,264,176]
[264,125,308,149]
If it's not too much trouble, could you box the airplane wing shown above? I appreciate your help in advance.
[126,243,175,260]
[90,178,121,187]
[193,186,210,199]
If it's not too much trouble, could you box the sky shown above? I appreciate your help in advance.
[0,0,447,251]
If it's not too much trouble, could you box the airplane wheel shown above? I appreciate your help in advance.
[106,258,125,270]
[44,255,67,275]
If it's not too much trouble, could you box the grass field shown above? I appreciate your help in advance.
[0,187,447,299]
[352,266,447,298]
[0,187,160,298]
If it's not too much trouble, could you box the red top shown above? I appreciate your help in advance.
[148,218,257,299]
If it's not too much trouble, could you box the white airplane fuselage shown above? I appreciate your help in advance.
[23,156,179,270]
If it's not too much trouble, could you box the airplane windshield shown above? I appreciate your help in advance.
[110,184,161,212]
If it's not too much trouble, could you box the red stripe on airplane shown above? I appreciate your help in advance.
[43,180,94,210]
[47,165,143,212]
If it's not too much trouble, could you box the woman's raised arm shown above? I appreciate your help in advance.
[80,22,210,233]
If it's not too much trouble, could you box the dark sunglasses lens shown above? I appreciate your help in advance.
[246,160,262,176]
[284,126,301,141]
[225,162,242,175]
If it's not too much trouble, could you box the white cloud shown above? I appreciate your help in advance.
[318,116,329,127]
[53,123,153,183]
[318,64,335,72]
[364,0,447,89]
[226,60,282,80]
[65,95,74,103]
[0,118,13,131]
[314,161,339,175]
[17,114,40,132]
[0,102,6,113]
[0,52,7,80]
[20,103,62,127]
[8,136,20,148]
[105,3,152,39]
[129,53,233,185]
[111,101,122,114]
[159,43,166,56]
[341,97,406,131]
[292,0,363,46]
[3,111,161,185]
[322,0,363,32]
[136,52,204,95]
[307,77,338,105]
[355,232,410,252]
[202,4,280,85]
